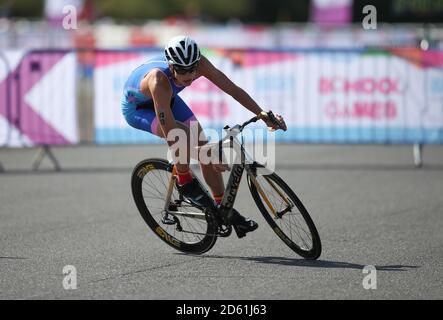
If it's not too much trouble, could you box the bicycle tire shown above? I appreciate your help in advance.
[131,158,217,254]
[247,167,322,260]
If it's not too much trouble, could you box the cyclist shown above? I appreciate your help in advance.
[122,35,287,236]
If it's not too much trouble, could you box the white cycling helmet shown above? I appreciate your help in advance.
[164,35,201,68]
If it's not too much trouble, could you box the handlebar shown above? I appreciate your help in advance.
[224,111,284,132]
[210,111,284,163]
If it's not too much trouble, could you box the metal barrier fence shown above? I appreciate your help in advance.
[0,51,10,148]
[0,47,442,169]
[0,49,78,170]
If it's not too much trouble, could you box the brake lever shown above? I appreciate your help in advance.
[265,111,286,132]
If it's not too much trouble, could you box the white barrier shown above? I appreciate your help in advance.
[0,50,78,147]
[1,48,441,170]
[94,48,443,144]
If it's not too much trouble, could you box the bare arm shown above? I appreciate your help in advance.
[140,70,176,138]
[197,56,263,116]
[197,56,287,131]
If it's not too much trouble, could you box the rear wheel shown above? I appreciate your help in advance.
[247,166,321,260]
[131,158,217,254]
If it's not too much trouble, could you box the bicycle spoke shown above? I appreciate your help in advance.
[142,195,166,201]
[282,211,311,248]
[147,177,165,197]
[256,174,314,251]
[142,180,164,199]
[281,216,309,249]
[152,169,169,192]
[183,217,203,242]
[138,165,211,245]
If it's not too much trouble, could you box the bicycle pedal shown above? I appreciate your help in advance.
[216,224,232,238]
[233,225,246,239]
[161,215,176,225]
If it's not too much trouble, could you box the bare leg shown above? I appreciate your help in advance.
[200,160,225,196]
[156,121,225,196]
[155,119,258,234]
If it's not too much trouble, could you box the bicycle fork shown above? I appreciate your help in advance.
[247,165,294,219]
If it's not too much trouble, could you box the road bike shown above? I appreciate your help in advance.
[131,112,322,260]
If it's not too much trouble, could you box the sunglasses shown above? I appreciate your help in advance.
[173,64,198,75]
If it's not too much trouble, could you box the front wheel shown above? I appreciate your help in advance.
[247,167,322,260]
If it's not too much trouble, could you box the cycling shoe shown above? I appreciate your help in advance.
[176,178,215,209]
[230,209,258,238]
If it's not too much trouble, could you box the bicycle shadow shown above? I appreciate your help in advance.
[176,253,420,272]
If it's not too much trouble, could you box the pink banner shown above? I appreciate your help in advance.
[0,51,78,147]
[311,0,353,26]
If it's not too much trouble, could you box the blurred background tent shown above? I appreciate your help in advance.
[0,0,442,49]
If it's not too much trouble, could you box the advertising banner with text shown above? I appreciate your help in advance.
[94,48,443,144]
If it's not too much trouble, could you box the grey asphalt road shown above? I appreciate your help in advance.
[0,144,442,300]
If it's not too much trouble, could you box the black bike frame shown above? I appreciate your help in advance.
[218,130,282,220]
[219,132,248,219]
[162,119,282,221]
[219,163,244,217]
